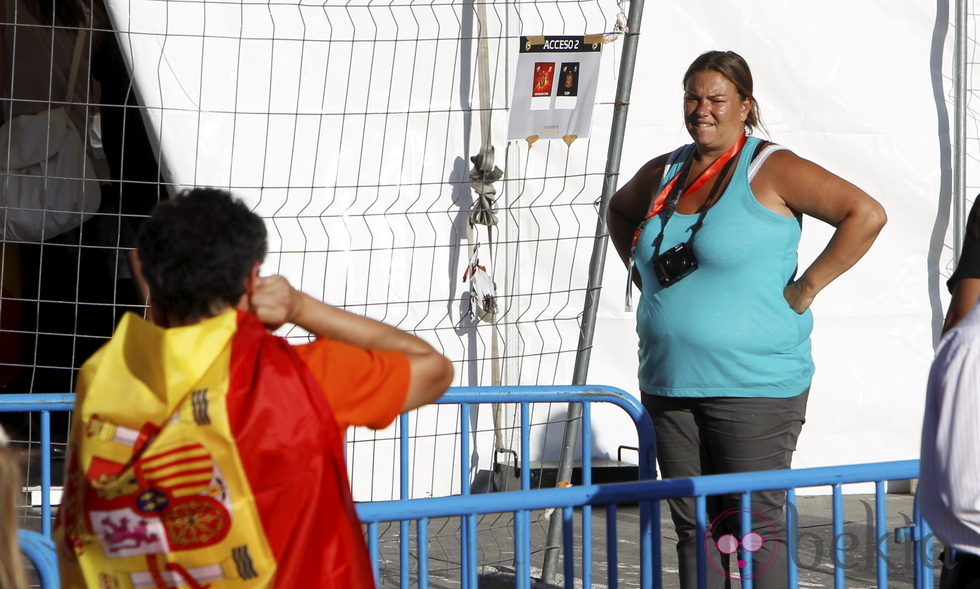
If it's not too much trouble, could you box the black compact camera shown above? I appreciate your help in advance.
[652,242,698,287]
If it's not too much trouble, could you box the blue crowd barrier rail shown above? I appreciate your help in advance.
[0,386,659,582]
[1,393,74,539]
[18,529,59,589]
[2,390,936,589]
[395,386,659,588]
[358,460,936,589]
[0,386,659,576]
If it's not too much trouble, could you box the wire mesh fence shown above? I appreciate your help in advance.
[0,0,642,579]
[0,0,164,550]
[947,1,980,277]
[93,0,638,502]
[965,3,980,196]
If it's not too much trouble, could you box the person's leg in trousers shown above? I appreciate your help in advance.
[697,390,809,589]
[941,552,980,589]
[644,394,730,589]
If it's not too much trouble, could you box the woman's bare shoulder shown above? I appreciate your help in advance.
[609,151,675,219]
[629,151,675,188]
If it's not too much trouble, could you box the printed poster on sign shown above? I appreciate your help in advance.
[508,35,602,145]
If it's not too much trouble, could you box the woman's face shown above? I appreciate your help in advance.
[683,70,751,153]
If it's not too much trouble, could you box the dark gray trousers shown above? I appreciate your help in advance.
[643,390,809,589]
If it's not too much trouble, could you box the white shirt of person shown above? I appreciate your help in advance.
[920,301,980,556]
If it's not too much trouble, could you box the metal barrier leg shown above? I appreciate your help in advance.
[741,491,753,588]
[41,410,52,539]
[832,484,845,588]
[695,495,707,589]
[645,500,659,589]
[368,522,380,585]
[399,414,410,589]
[914,497,936,589]
[417,518,429,588]
[562,506,574,588]
[514,510,530,589]
[787,489,799,589]
[582,404,592,588]
[459,404,472,587]
[875,481,888,589]
[607,503,618,589]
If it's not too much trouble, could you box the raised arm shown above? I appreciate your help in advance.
[607,155,669,289]
[249,274,454,412]
[754,150,887,313]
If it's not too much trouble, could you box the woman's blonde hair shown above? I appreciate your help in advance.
[0,427,27,589]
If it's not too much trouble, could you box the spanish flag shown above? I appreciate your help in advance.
[56,310,376,588]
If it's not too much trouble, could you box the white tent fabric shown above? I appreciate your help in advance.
[103,0,953,494]
[591,0,952,473]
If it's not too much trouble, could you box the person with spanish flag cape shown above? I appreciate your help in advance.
[55,188,454,588]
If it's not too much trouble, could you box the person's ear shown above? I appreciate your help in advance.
[235,263,262,311]
[245,263,261,294]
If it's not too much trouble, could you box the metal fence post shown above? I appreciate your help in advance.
[953,0,967,260]
[541,0,648,582]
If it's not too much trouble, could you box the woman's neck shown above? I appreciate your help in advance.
[694,137,744,162]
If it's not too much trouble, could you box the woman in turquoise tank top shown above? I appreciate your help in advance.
[608,51,886,589]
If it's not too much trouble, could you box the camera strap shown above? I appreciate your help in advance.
[667,146,742,244]
[625,134,746,311]
[631,133,746,246]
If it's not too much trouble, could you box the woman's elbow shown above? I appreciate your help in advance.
[856,197,887,237]
[869,200,888,232]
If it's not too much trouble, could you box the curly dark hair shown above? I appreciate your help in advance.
[136,188,267,324]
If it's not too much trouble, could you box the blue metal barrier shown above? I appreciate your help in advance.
[1,393,74,539]
[385,385,658,589]
[18,529,59,588]
[433,386,658,482]
[0,387,658,537]
[358,460,936,589]
[1,391,937,589]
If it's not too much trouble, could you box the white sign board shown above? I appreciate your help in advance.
[507,35,602,144]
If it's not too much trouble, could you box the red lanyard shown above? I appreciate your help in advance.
[630,134,746,249]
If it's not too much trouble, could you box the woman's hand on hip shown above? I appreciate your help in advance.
[784,279,815,314]
[756,149,887,301]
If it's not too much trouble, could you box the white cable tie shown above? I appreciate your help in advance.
[604,7,629,43]
[625,260,635,312]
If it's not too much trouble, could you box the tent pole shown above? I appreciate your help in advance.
[540,0,647,583]
[953,0,967,260]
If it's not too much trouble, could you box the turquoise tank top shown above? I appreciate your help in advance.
[634,136,814,398]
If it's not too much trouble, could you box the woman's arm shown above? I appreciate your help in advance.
[607,155,669,290]
[755,150,887,313]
